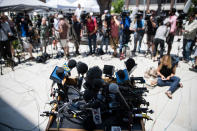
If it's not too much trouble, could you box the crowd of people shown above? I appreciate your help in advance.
[1,5,197,97]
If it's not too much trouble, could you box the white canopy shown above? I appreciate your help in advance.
[0,0,52,11]
[46,0,100,12]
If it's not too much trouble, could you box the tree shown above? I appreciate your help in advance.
[96,0,112,14]
[112,0,124,13]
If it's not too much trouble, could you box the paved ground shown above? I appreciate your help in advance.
[0,35,197,131]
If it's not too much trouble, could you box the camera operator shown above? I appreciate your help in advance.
[40,17,49,53]
[57,14,70,58]
[167,8,177,55]
[110,15,120,57]
[182,13,197,63]
[153,19,170,61]
[0,16,14,63]
[74,4,82,22]
[100,15,110,54]
[20,16,34,60]
[145,11,157,55]
[71,15,82,55]
[133,13,145,54]
[120,11,131,60]
[52,13,60,50]
[86,15,98,55]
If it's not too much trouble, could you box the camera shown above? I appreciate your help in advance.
[80,11,88,24]
[145,14,152,20]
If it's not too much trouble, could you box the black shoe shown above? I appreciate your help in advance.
[75,51,80,55]
[87,52,93,56]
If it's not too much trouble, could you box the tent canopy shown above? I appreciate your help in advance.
[46,0,100,12]
[0,0,52,11]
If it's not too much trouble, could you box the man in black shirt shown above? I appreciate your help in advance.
[71,15,82,55]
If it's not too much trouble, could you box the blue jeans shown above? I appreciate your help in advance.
[134,32,144,52]
[88,34,97,53]
[157,76,180,93]
[100,37,109,53]
[183,39,194,61]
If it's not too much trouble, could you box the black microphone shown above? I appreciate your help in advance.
[67,59,77,70]
[125,58,137,73]
[77,62,88,75]
[86,66,102,80]
[109,83,130,110]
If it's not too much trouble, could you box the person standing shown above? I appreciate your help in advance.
[133,14,145,54]
[182,14,197,62]
[40,17,49,53]
[71,15,82,55]
[110,15,120,57]
[53,13,59,50]
[145,11,156,55]
[153,19,170,61]
[75,4,82,22]
[0,16,13,63]
[167,8,177,55]
[20,17,34,59]
[58,15,70,58]
[86,15,97,55]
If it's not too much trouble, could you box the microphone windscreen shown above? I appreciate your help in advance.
[109,83,119,94]
[68,59,77,69]
[103,65,114,76]
[125,58,136,72]
[86,66,102,80]
[77,62,88,74]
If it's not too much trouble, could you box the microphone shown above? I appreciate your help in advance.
[86,66,102,80]
[125,58,137,73]
[77,62,88,75]
[109,83,130,110]
[67,59,77,70]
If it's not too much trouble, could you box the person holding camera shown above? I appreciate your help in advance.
[120,12,131,60]
[40,17,49,53]
[86,15,98,55]
[145,11,157,55]
[110,15,120,57]
[157,55,182,99]
[182,14,197,63]
[167,8,177,55]
[20,16,34,60]
[0,16,13,63]
[71,15,82,55]
[133,14,145,54]
[58,15,70,58]
[100,18,109,54]
[153,19,170,61]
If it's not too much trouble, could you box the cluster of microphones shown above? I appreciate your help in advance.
[41,58,153,130]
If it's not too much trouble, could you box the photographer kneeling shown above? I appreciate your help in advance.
[157,55,182,99]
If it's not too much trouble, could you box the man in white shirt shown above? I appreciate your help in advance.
[75,4,82,21]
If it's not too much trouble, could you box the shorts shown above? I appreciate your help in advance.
[60,39,69,48]
[110,37,119,50]
[40,38,47,47]
[21,37,31,49]
[147,34,154,43]
[54,31,60,41]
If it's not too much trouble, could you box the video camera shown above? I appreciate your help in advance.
[105,13,112,30]
[80,11,88,24]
